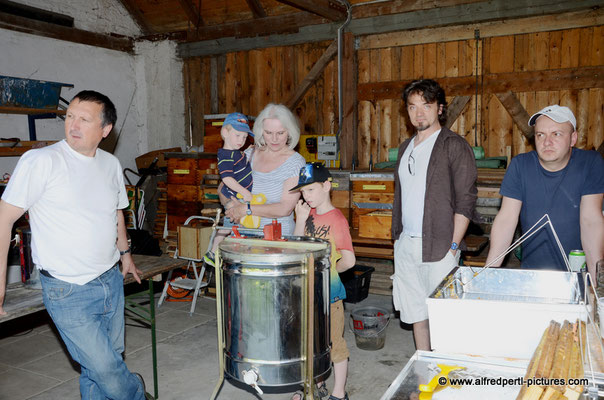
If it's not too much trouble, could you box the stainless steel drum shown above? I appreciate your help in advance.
[218,236,331,387]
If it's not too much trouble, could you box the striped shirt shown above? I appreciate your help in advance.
[217,148,253,198]
[245,148,306,235]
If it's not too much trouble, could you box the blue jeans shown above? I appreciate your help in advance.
[40,265,145,400]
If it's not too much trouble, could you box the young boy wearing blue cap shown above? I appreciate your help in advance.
[204,112,254,266]
[291,162,355,400]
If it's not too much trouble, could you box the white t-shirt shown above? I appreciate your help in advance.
[399,130,441,237]
[2,140,129,284]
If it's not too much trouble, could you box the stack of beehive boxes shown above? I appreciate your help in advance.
[166,152,218,231]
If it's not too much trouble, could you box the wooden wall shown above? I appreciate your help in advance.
[183,40,339,147]
[183,16,603,168]
[357,25,604,167]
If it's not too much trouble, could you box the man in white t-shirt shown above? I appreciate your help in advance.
[0,91,147,400]
[391,79,478,351]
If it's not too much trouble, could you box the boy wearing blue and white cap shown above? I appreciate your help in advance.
[217,112,254,202]
[291,162,354,400]
[205,113,254,266]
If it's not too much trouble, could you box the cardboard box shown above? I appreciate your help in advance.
[177,225,213,260]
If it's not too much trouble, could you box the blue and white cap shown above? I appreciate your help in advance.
[224,112,254,136]
[290,162,332,191]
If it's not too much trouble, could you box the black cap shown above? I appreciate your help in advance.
[290,162,332,191]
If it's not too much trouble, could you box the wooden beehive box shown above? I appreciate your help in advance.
[358,210,392,240]
[330,170,350,223]
[350,172,394,229]
[177,225,213,260]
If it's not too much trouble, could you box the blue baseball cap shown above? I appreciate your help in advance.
[290,162,332,191]
[224,112,254,136]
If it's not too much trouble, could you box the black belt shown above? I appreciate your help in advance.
[39,269,54,278]
[39,264,118,280]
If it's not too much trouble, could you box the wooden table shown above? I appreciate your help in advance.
[0,254,187,400]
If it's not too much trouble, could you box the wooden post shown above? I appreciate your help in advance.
[341,32,357,169]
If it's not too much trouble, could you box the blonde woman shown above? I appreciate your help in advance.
[222,103,306,235]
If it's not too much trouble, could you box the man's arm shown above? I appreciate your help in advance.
[485,196,523,267]
[0,200,26,315]
[117,210,141,284]
[450,213,470,256]
[580,193,604,280]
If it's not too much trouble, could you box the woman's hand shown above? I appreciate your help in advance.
[225,199,246,222]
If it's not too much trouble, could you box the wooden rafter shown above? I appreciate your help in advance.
[178,0,204,28]
[496,92,534,139]
[116,0,154,35]
[0,10,134,53]
[179,0,601,57]
[445,96,471,130]
[179,12,326,52]
[245,0,267,19]
[0,0,74,27]
[275,0,346,21]
[358,66,604,100]
[285,40,338,110]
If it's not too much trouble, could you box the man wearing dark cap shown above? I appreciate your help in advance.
[486,105,604,278]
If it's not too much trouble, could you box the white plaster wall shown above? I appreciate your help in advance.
[16,0,141,36]
[0,27,140,174]
[0,1,186,176]
[134,39,186,154]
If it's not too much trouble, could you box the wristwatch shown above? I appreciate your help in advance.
[246,202,252,216]
[450,242,458,251]
[119,247,131,256]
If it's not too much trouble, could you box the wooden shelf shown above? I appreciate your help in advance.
[0,106,66,115]
[0,140,57,157]
[351,228,394,260]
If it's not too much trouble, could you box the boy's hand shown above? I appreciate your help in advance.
[295,199,311,222]
[241,191,253,202]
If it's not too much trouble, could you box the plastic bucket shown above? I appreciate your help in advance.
[350,306,390,350]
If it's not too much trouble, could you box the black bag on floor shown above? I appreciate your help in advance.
[127,229,162,256]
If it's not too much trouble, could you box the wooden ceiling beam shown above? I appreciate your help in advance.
[357,66,604,100]
[275,0,346,21]
[0,0,73,27]
[178,0,204,28]
[245,0,267,19]
[0,10,134,53]
[183,12,324,43]
[116,0,154,35]
[178,0,600,57]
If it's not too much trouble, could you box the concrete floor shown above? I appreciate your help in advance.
[0,291,416,400]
